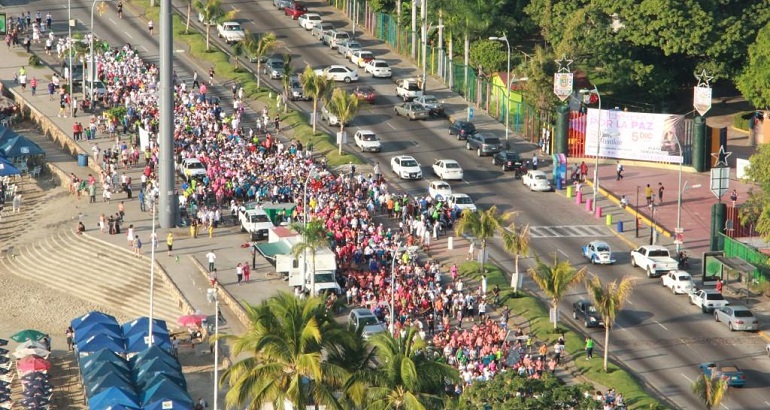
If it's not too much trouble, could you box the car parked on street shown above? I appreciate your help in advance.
[298,13,322,30]
[273,0,293,9]
[283,2,308,19]
[391,155,422,180]
[428,181,452,200]
[465,133,503,157]
[522,170,552,191]
[337,39,362,58]
[394,103,429,120]
[311,22,334,38]
[699,362,746,387]
[320,104,349,126]
[492,150,524,171]
[350,50,376,68]
[714,306,759,332]
[572,299,604,328]
[413,95,445,117]
[288,76,309,101]
[432,159,464,180]
[661,270,695,294]
[449,120,476,140]
[315,65,358,83]
[364,59,392,78]
[353,130,381,152]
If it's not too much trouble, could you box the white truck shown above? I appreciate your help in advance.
[239,206,274,240]
[217,21,245,44]
[395,78,423,102]
[689,289,729,313]
[277,245,342,296]
[630,245,679,278]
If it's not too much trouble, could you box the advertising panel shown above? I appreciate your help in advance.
[584,109,684,163]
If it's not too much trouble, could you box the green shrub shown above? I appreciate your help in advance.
[732,111,753,131]
[28,54,41,67]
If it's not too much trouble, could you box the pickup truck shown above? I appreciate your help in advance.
[395,78,424,102]
[217,22,245,44]
[630,245,678,278]
[413,95,445,117]
[284,2,308,19]
[689,288,729,313]
[239,205,274,240]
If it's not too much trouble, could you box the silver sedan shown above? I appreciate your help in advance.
[714,305,759,332]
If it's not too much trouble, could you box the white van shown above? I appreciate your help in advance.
[277,246,341,295]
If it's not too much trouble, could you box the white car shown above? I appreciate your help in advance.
[298,13,322,30]
[661,270,695,295]
[350,50,375,68]
[522,170,552,191]
[581,240,616,265]
[447,193,477,213]
[432,159,464,180]
[320,105,348,126]
[197,12,215,25]
[353,130,381,152]
[428,180,452,200]
[179,158,207,180]
[390,155,422,180]
[364,59,392,78]
[314,65,359,83]
[348,308,386,340]
[338,39,362,57]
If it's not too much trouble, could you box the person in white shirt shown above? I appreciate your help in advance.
[205,250,216,272]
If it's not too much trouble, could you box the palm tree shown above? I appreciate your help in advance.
[221,292,347,409]
[350,327,459,409]
[528,255,587,330]
[281,53,295,113]
[253,32,278,89]
[326,88,360,155]
[501,221,530,295]
[453,205,514,276]
[325,330,378,409]
[301,65,332,134]
[194,0,238,50]
[231,42,243,70]
[584,274,636,371]
[290,219,329,296]
[183,0,194,34]
[692,372,729,410]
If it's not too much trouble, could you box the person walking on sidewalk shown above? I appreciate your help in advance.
[29,77,37,95]
[585,337,594,360]
[616,161,624,180]
[148,20,154,35]
[166,232,174,256]
[645,184,653,206]
[657,182,665,204]
[206,250,217,272]
[236,263,243,285]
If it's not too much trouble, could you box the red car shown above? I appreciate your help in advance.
[284,2,308,19]
[353,86,376,104]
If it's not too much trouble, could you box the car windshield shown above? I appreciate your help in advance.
[375,62,388,68]
[587,305,598,313]
[314,273,335,283]
[271,61,284,69]
[445,162,460,169]
[359,317,379,327]
[186,162,204,170]
[706,293,725,300]
[596,245,610,252]
[361,52,373,58]
[733,310,754,317]
[435,183,450,190]
[406,83,420,91]
[484,137,502,144]
[249,214,270,223]
[677,275,691,281]
[454,196,472,204]
[534,174,547,180]
[424,97,438,104]
[504,152,521,161]
[361,133,377,141]
[402,159,418,167]
[648,250,670,257]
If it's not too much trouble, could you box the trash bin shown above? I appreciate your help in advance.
[616,221,623,233]
[77,153,88,167]
[606,214,612,226]
[566,185,573,198]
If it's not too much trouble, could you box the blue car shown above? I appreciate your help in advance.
[699,362,746,387]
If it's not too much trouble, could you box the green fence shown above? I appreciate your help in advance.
[723,235,770,282]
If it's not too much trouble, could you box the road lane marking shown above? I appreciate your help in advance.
[386,123,395,129]
[557,249,569,259]
[654,320,668,331]
[720,404,729,410]
[141,45,148,52]
[109,18,116,25]
[230,5,238,10]
[529,225,611,238]
[124,31,133,39]
[680,374,693,383]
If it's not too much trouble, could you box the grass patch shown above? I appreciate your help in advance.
[460,260,663,409]
[129,0,361,166]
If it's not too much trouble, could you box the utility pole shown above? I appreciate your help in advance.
[159,0,176,228]
[411,0,417,60]
[420,0,427,90]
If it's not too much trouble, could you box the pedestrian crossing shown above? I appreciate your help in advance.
[529,225,611,239]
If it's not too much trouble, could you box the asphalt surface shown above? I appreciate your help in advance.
[3,0,769,408]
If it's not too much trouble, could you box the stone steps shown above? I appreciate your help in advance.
[1,228,183,325]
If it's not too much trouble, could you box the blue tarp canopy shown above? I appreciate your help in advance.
[0,126,26,145]
[136,371,186,391]
[0,158,20,176]
[0,136,45,158]
[140,379,191,406]
[134,358,183,384]
[80,348,128,373]
[126,333,172,355]
[141,399,194,410]
[129,346,178,370]
[75,322,123,344]
[71,311,118,331]
[77,334,126,354]
[122,318,169,339]
[82,361,130,384]
[86,372,135,397]
[88,386,139,410]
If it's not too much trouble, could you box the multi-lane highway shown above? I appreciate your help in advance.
[8,0,769,407]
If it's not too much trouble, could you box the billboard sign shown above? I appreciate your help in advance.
[584,109,684,163]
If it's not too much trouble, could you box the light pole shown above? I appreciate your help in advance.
[303,169,320,294]
[67,0,74,117]
[206,288,220,410]
[676,180,702,253]
[90,0,116,104]
[581,86,602,210]
[389,242,405,336]
[489,35,511,141]
[148,194,157,346]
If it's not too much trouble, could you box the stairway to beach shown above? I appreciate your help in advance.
[0,228,184,325]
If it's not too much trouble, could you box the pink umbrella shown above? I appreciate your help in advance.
[17,355,51,372]
[177,314,208,327]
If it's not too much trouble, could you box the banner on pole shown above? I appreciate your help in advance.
[553,72,573,102]
[693,86,712,116]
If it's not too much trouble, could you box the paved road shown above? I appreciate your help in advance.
[3,0,769,408]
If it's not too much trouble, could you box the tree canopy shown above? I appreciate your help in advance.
[462,371,596,409]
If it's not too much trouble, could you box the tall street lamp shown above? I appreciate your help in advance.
[67,0,74,117]
[148,194,157,345]
[90,0,116,104]
[390,242,406,336]
[580,86,602,210]
[206,287,220,410]
[676,180,702,253]
[302,169,322,293]
[489,35,511,141]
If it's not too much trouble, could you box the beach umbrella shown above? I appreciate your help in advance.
[122,318,169,340]
[17,356,50,372]
[15,340,46,351]
[19,396,50,408]
[71,311,118,331]
[0,159,20,177]
[0,357,8,365]
[176,314,207,327]
[0,348,8,355]
[0,136,45,159]
[88,386,139,409]
[13,347,50,359]
[10,329,46,342]
[20,372,48,382]
[77,334,126,354]
[0,339,7,346]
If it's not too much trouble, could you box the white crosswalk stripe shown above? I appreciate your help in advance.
[529,225,611,239]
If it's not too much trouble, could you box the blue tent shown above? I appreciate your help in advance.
[129,346,178,370]
[106,405,141,410]
[75,322,124,344]
[135,370,186,391]
[86,372,135,397]
[126,334,172,355]
[0,158,20,176]
[122,318,169,340]
[77,334,126,354]
[141,399,194,410]
[0,136,45,158]
[133,358,183,384]
[89,386,139,409]
[0,126,26,145]
[80,348,128,372]
[140,379,191,406]
[71,311,119,331]
[82,361,130,384]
